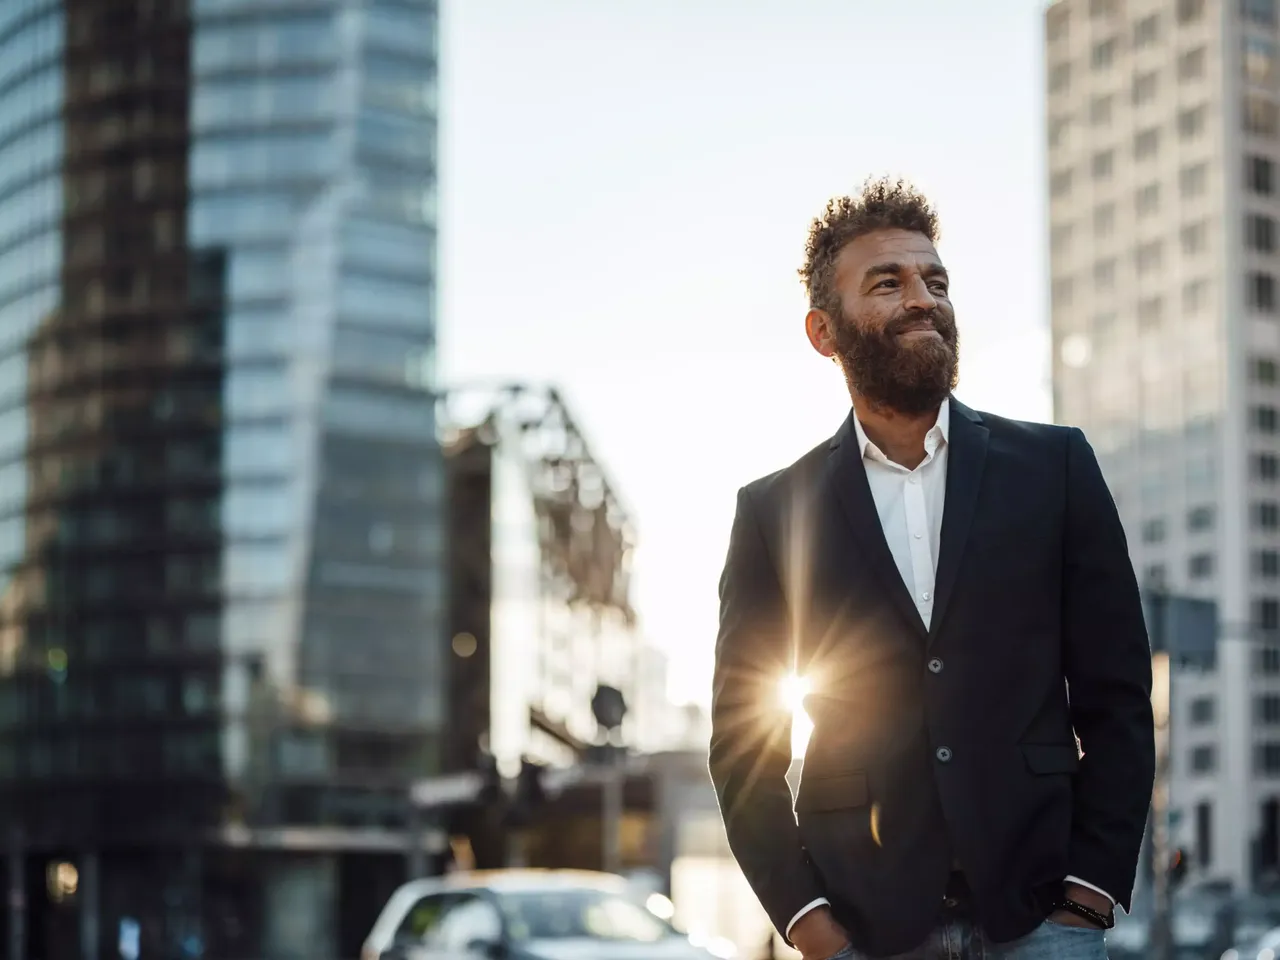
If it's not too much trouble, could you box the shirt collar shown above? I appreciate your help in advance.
[853,399,950,462]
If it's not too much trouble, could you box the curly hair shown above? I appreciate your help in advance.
[799,177,940,313]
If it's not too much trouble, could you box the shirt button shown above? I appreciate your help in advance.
[936,746,952,763]
[909,476,919,485]
[922,592,931,601]
[928,658,944,674]
[914,532,923,539]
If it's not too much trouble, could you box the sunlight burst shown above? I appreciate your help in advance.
[780,673,814,758]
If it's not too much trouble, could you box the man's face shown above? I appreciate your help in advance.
[808,228,959,415]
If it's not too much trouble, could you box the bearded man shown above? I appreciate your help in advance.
[708,179,1154,960]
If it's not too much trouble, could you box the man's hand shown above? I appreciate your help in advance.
[790,905,851,960]
[1048,883,1114,930]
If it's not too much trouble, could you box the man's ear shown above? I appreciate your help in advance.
[805,308,838,359]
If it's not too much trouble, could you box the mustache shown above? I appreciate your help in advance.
[885,309,949,338]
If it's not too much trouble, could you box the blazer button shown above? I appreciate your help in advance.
[928,658,944,674]
[936,746,953,763]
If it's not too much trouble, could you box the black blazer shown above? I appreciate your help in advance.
[708,398,1155,956]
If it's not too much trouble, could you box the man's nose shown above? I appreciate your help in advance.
[903,274,938,312]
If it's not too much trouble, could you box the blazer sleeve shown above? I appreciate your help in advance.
[1061,427,1156,911]
[709,485,826,937]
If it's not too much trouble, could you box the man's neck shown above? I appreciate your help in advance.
[852,393,943,470]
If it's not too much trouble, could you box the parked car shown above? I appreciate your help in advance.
[362,869,735,960]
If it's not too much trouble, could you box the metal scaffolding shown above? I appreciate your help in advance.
[438,382,636,624]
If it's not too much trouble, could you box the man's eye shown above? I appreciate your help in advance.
[929,282,949,294]
[876,279,897,289]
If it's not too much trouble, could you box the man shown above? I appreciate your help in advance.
[709,179,1154,960]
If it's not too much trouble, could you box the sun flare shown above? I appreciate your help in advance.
[780,673,815,758]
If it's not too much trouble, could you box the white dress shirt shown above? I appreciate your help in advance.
[786,401,1113,940]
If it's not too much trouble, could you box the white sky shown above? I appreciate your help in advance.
[439,0,1055,706]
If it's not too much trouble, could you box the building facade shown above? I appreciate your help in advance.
[0,1,443,957]
[1046,0,1280,895]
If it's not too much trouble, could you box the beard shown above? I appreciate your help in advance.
[832,306,959,416]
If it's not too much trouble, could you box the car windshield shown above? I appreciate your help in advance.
[498,888,676,943]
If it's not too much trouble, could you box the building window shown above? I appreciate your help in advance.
[1258,502,1280,529]
[1134,127,1160,160]
[1139,297,1164,328]
[1188,505,1215,531]
[1183,279,1209,314]
[1094,259,1116,289]
[1133,71,1159,106]
[1257,453,1280,480]
[1250,156,1276,195]
[1053,278,1074,307]
[1092,38,1117,69]
[1143,518,1167,543]
[1246,0,1277,27]
[1247,37,1278,85]
[1049,116,1071,148]
[1263,647,1280,674]
[1144,563,1168,586]
[1051,169,1073,198]
[1179,46,1207,81]
[1190,745,1217,774]
[1134,14,1159,46]
[1247,96,1280,137]
[1260,550,1280,577]
[1136,242,1163,275]
[1188,553,1215,579]
[1259,743,1280,774]
[1092,150,1115,180]
[1094,202,1115,236]
[1182,221,1209,254]
[1190,697,1215,725]
[1180,104,1208,139]
[1047,6,1069,43]
[1256,598,1280,631]
[1260,696,1280,724]
[1254,357,1280,383]
[1090,95,1113,125]
[1049,63,1071,94]
[1258,406,1280,433]
[1251,272,1278,311]
[1051,223,1074,252]
[1090,0,1115,16]
[1250,214,1278,252]
[1181,163,1208,197]
[1137,183,1161,215]
[1179,0,1205,21]
[1196,801,1213,868]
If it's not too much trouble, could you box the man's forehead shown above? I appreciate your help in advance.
[835,229,942,277]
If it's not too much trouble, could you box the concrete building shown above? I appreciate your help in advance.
[1046,0,1280,895]
[0,2,443,957]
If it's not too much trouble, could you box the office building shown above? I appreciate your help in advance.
[1047,0,1280,894]
[0,1,442,957]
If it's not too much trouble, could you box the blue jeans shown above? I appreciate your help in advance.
[825,918,1107,960]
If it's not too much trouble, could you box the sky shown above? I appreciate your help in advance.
[439,0,1055,707]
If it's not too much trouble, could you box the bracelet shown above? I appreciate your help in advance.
[1049,898,1114,930]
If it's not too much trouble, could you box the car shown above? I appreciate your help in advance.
[362,869,735,960]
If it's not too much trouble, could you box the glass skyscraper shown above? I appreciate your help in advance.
[0,1,443,957]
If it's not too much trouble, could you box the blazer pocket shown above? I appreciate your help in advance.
[794,771,869,812]
[1021,743,1081,775]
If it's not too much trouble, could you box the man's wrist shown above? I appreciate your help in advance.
[1063,882,1114,916]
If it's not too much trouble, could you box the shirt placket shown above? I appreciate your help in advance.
[903,468,935,628]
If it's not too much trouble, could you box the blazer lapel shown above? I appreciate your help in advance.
[929,398,989,643]
[826,411,928,639]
